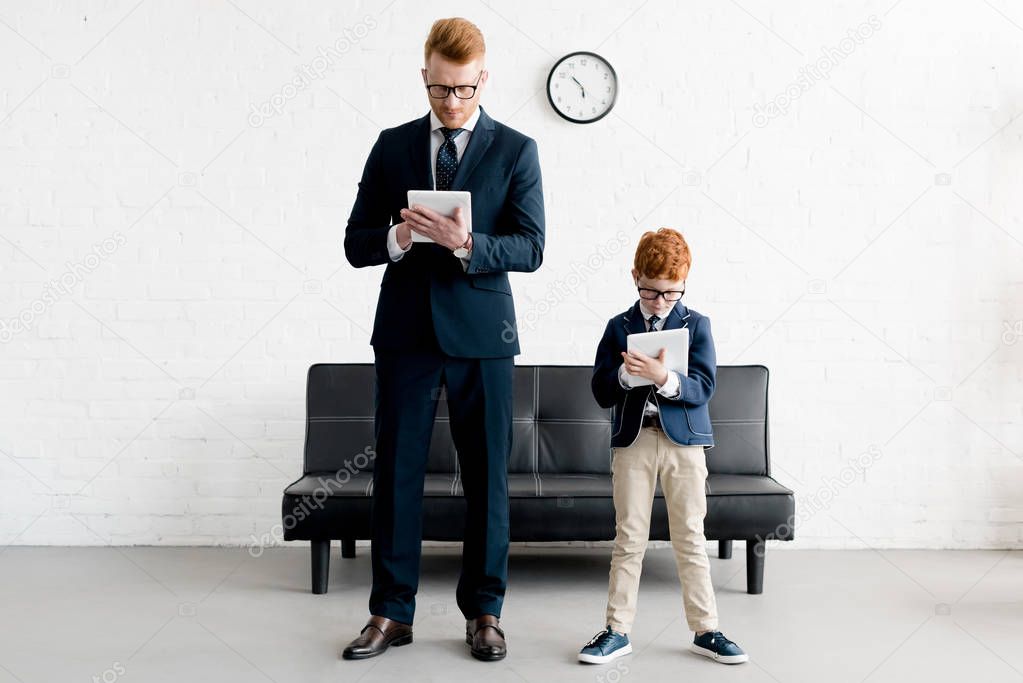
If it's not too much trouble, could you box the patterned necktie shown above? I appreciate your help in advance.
[436,127,464,191]
[648,315,661,332]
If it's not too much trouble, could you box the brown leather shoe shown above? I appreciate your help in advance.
[465,614,506,661]
[342,615,413,660]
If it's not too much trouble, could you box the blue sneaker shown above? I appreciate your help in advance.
[578,626,632,664]
[691,630,749,664]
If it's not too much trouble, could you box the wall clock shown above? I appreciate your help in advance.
[546,51,618,124]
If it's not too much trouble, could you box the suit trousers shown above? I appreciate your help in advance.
[369,326,513,624]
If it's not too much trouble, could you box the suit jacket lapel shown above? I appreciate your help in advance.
[407,112,433,189]
[623,301,690,334]
[450,106,495,191]
[662,302,690,330]
[622,301,644,334]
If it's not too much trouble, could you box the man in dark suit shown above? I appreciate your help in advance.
[341,18,545,662]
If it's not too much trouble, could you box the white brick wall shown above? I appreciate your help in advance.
[1,1,1021,548]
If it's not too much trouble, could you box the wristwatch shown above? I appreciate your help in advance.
[452,234,472,259]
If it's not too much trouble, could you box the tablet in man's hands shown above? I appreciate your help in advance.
[406,190,473,243]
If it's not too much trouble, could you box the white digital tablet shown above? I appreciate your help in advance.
[406,190,472,243]
[625,327,689,388]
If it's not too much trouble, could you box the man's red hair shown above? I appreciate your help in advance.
[424,17,486,64]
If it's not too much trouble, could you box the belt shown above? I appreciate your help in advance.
[641,412,662,430]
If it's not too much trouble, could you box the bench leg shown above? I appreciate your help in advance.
[746,538,765,594]
[311,540,330,594]
[341,538,356,558]
[718,540,733,559]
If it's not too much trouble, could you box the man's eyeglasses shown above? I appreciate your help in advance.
[637,283,685,301]
[425,70,483,99]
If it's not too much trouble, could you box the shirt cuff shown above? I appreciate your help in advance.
[618,363,631,389]
[656,370,682,399]
[386,224,412,261]
[458,239,474,271]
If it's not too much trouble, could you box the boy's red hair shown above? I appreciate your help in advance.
[634,228,691,281]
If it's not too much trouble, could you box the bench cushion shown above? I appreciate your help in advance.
[286,472,792,500]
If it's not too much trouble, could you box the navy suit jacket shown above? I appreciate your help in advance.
[344,106,545,358]
[592,301,718,448]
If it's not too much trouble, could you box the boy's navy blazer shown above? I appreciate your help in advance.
[343,106,545,359]
[592,300,717,448]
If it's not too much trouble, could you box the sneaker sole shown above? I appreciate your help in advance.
[690,643,748,664]
[578,643,633,664]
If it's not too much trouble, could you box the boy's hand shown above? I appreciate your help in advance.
[621,348,670,386]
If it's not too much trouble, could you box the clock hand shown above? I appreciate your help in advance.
[571,75,586,98]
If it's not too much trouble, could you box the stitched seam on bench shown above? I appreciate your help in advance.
[312,417,539,423]
[452,448,460,495]
[533,367,541,497]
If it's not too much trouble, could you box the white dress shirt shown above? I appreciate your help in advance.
[386,106,482,269]
[618,304,683,415]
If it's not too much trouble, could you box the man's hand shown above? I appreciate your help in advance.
[621,348,670,387]
[399,205,469,251]
[395,222,414,249]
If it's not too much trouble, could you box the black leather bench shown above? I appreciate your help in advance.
[281,364,794,595]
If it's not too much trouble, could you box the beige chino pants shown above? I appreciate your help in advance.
[605,425,719,633]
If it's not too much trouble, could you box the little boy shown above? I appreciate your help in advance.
[578,228,748,665]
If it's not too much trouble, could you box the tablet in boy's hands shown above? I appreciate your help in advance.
[625,327,689,388]
[406,190,472,243]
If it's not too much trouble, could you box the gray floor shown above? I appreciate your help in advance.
[0,544,1020,683]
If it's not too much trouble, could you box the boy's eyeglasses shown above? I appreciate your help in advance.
[637,284,685,301]
[425,70,483,99]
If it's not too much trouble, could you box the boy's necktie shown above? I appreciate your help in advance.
[436,127,464,191]
[648,315,661,332]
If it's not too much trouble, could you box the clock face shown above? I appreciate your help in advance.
[546,51,618,124]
